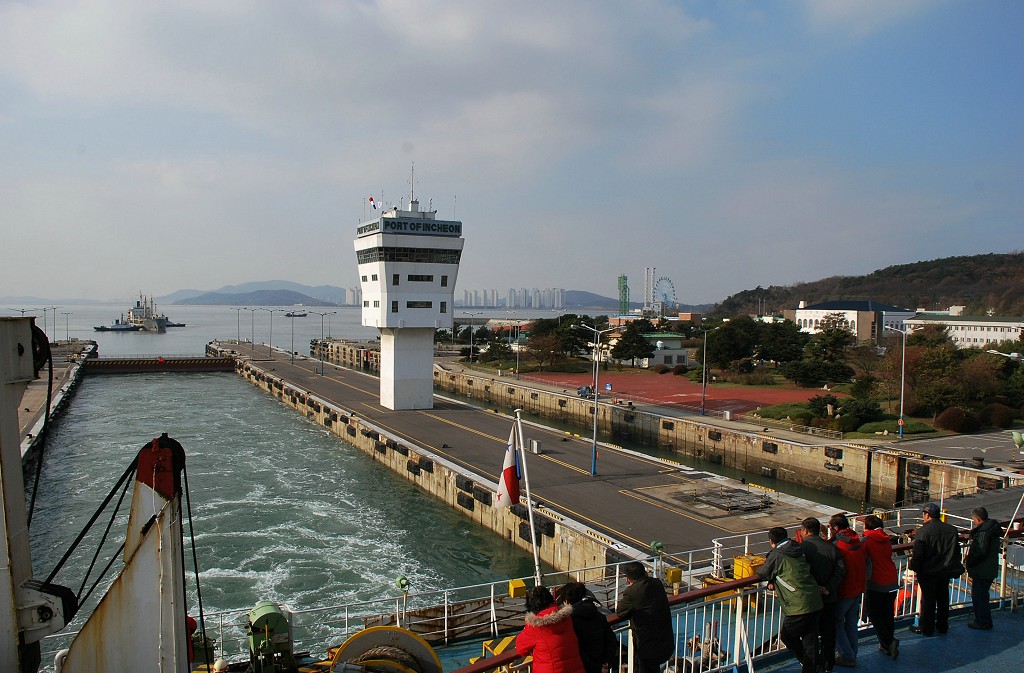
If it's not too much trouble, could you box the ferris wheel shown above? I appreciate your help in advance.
[653,277,677,307]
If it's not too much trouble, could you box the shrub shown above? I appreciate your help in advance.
[652,364,670,374]
[835,415,862,433]
[739,370,776,386]
[753,402,810,420]
[980,402,1015,428]
[672,364,689,376]
[808,394,841,419]
[731,357,755,373]
[935,407,981,433]
[687,368,705,383]
[789,411,814,425]
[857,419,935,435]
[839,398,885,424]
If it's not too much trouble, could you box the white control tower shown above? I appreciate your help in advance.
[354,198,464,410]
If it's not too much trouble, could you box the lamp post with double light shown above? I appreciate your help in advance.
[245,308,257,352]
[699,326,719,416]
[310,311,336,375]
[259,308,279,358]
[574,323,617,476]
[884,325,909,439]
[463,311,483,364]
[61,312,71,342]
[232,307,244,346]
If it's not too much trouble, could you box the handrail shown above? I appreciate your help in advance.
[450,576,759,673]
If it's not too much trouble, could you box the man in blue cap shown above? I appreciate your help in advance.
[909,503,963,636]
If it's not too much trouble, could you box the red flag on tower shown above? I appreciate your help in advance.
[495,425,520,508]
[368,196,378,210]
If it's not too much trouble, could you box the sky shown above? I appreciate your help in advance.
[1,0,1021,305]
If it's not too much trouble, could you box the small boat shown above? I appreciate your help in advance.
[93,314,143,332]
[285,311,308,318]
[165,320,186,327]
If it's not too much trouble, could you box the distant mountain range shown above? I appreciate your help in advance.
[711,252,1024,318]
[173,289,339,307]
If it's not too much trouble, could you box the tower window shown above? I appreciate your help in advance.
[406,301,432,308]
[391,301,399,313]
[361,275,368,282]
[393,274,400,285]
[440,302,447,314]
[407,274,434,282]
[371,274,378,281]
[441,275,448,287]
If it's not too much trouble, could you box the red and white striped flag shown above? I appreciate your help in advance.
[495,425,520,508]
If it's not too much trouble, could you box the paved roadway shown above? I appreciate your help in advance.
[879,430,1024,467]
[242,349,830,558]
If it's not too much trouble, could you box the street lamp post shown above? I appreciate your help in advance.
[289,313,296,364]
[575,324,617,476]
[507,310,520,378]
[245,308,257,352]
[259,308,278,358]
[700,328,714,416]
[310,311,336,375]
[884,325,908,439]
[463,312,483,364]
[232,307,243,346]
[61,312,71,342]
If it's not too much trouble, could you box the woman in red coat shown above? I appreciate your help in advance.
[516,586,586,673]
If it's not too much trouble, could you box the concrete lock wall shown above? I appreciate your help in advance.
[435,369,1022,509]
[235,360,613,577]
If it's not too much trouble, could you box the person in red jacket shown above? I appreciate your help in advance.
[862,515,899,660]
[830,513,866,667]
[516,586,586,673]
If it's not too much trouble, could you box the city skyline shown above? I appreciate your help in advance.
[1,2,1021,304]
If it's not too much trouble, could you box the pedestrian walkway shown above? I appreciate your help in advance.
[763,607,1024,673]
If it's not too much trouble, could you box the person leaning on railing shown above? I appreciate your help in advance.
[615,562,674,673]
[910,503,964,637]
[861,515,900,660]
[796,518,844,673]
[756,527,824,673]
[964,506,1003,631]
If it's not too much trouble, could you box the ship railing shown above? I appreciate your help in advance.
[452,539,1024,673]
[35,535,1024,670]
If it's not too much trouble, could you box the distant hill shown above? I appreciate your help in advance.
[175,289,338,307]
[711,252,1024,318]
[162,280,348,305]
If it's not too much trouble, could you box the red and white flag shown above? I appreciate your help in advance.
[495,425,520,508]
[368,196,378,209]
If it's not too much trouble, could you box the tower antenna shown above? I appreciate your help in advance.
[410,161,415,202]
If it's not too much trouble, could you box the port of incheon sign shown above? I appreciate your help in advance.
[357,218,462,237]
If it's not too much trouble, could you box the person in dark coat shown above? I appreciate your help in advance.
[798,517,845,671]
[757,527,824,673]
[965,506,1003,630]
[616,562,674,673]
[560,581,618,673]
[861,515,899,659]
[910,503,963,636]
[516,585,586,673]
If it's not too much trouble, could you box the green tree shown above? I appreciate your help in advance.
[610,322,655,367]
[706,316,759,368]
[758,320,808,363]
[525,333,562,371]
[805,313,855,363]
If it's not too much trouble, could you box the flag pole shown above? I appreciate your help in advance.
[515,409,543,585]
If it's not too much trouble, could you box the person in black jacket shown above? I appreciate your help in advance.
[560,582,618,673]
[616,562,674,673]
[798,518,845,671]
[910,503,963,636]
[965,507,1003,630]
